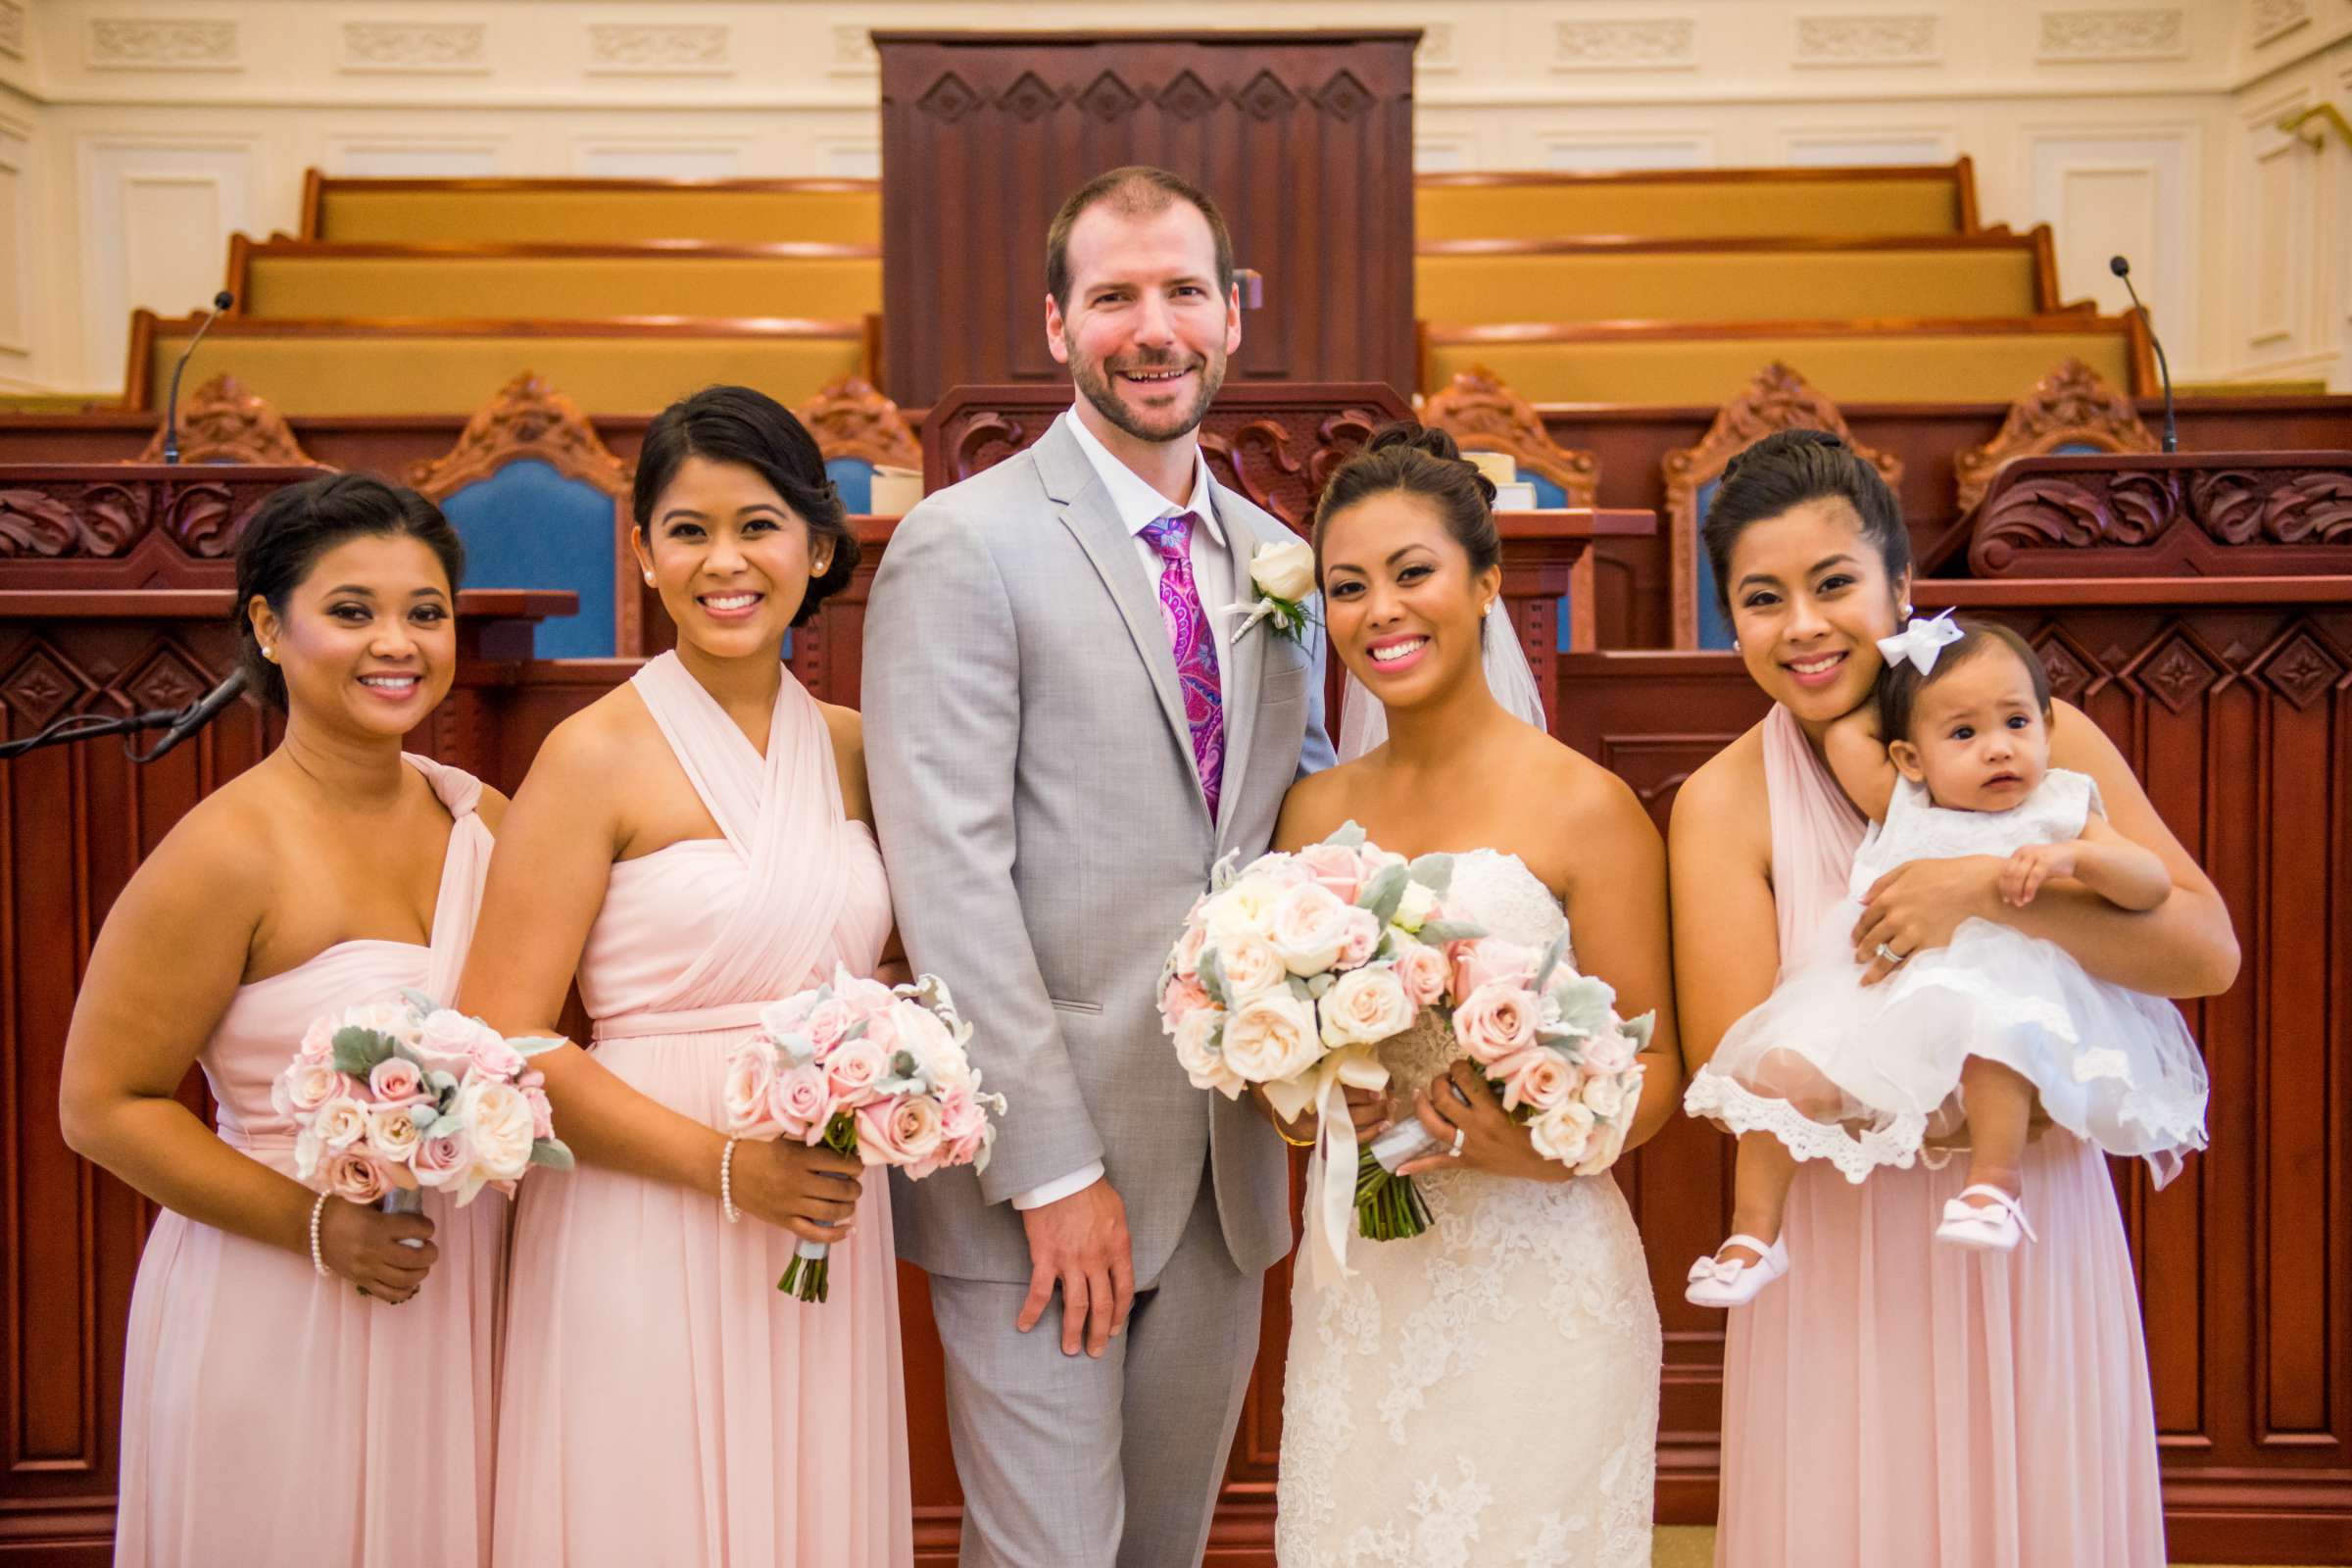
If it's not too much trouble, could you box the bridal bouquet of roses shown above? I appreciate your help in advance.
[1361,931,1653,1240]
[1158,822,1483,1272]
[273,990,572,1214]
[722,964,1004,1302]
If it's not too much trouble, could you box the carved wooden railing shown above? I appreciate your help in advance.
[1966,451,2352,578]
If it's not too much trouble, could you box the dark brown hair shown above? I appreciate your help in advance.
[633,384,856,629]
[233,472,465,710]
[1045,166,1236,313]
[1702,428,1910,614]
[1877,615,2052,745]
[1310,421,1500,582]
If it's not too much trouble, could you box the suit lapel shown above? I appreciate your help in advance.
[1211,484,1268,849]
[1036,419,1209,817]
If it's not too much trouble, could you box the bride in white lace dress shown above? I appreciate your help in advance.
[1261,427,1683,1567]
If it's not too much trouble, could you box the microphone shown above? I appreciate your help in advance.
[131,668,249,763]
[2108,257,2176,453]
[161,290,236,466]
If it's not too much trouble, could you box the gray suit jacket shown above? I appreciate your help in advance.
[863,416,1334,1287]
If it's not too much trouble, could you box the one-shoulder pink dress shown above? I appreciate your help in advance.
[1714,706,2167,1567]
[492,654,911,1568]
[116,754,505,1568]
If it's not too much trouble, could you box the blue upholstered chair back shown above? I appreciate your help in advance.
[436,457,620,659]
[1690,474,1734,650]
[826,456,877,516]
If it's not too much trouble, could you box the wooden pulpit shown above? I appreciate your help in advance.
[875,29,1418,407]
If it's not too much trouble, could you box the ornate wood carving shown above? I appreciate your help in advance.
[0,466,326,588]
[1968,453,2352,577]
[920,381,1415,533]
[875,31,1418,405]
[404,372,630,500]
[797,376,921,472]
[132,376,322,468]
[1952,358,2158,516]
[1661,363,1903,647]
[1421,367,1600,506]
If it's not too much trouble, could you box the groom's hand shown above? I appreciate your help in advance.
[1017,1179,1134,1358]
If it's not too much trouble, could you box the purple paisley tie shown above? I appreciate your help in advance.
[1140,512,1224,824]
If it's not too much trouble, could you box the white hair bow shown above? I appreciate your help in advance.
[1876,609,1963,676]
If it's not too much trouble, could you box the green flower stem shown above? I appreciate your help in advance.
[1353,1144,1428,1243]
[775,1111,861,1302]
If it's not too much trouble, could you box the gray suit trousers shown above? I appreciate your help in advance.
[926,1180,1263,1568]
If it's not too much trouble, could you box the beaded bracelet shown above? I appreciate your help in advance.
[719,1136,743,1224]
[309,1192,332,1277]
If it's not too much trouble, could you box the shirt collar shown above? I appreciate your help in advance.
[1062,406,1225,549]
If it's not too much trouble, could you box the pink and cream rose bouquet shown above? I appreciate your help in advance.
[722,965,1004,1302]
[1364,929,1654,1239]
[274,989,571,1219]
[1158,822,1483,1275]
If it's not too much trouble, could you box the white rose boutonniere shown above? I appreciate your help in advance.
[1222,539,1317,647]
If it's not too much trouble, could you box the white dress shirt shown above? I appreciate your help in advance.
[1011,409,1239,1212]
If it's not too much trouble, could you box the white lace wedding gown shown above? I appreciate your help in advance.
[1275,850,1661,1568]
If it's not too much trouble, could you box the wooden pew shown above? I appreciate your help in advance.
[227,236,883,322]
[1415,227,2068,325]
[1418,312,2154,405]
[1415,158,1981,242]
[300,170,881,245]
[123,311,879,416]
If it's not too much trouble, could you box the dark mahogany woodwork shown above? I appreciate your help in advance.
[874,30,1418,407]
[1965,451,2352,578]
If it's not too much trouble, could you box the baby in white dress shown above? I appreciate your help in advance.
[1683,612,2210,1306]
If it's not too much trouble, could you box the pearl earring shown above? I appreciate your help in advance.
[262,645,274,661]
[643,570,656,586]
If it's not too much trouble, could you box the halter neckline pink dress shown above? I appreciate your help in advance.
[1712,706,2167,1566]
[116,753,505,1568]
[492,653,912,1568]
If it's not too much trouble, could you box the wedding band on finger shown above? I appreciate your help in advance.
[1449,1126,1466,1156]
[1876,943,1907,965]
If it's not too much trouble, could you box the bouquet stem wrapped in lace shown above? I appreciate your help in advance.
[274,989,572,1216]
[1158,823,1483,1279]
[1362,931,1652,1241]
[722,966,1004,1302]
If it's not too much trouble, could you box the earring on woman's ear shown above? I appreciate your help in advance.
[643,570,656,586]
[262,645,274,662]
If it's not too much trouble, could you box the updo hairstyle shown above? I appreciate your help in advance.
[232,472,466,710]
[1700,429,1910,615]
[1310,421,1500,584]
[1876,615,2052,746]
[632,384,857,629]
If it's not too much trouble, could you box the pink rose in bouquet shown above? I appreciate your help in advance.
[277,991,572,1239]
[722,966,1005,1302]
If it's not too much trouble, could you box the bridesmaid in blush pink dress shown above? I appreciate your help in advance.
[463,386,910,1567]
[1667,432,2236,1567]
[59,474,507,1566]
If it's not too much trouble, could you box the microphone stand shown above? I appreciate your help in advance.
[0,707,183,760]
[161,290,236,466]
[2108,256,2177,453]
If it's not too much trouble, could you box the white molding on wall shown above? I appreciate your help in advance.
[2023,122,2197,352]
[827,25,877,77]
[2250,0,2314,49]
[570,136,750,179]
[808,133,879,180]
[75,134,257,381]
[85,18,240,73]
[1551,19,1698,73]
[1415,23,1459,74]
[583,24,734,76]
[1792,15,1944,69]
[339,23,491,76]
[1779,125,1960,164]
[324,136,506,178]
[1538,129,1718,171]
[2035,9,2188,63]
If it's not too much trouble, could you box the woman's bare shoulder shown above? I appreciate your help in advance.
[1667,719,1772,867]
[1277,752,1374,850]
[526,680,659,782]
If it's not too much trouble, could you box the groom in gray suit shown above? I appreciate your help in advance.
[863,167,1334,1566]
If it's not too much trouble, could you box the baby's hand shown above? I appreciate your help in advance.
[2000,841,2081,906]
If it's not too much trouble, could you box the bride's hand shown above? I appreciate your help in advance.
[1396,1061,1568,1183]
[1850,854,2005,985]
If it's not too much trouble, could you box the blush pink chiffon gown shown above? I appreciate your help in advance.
[1714,705,2169,1567]
[116,754,505,1567]
[491,653,912,1568]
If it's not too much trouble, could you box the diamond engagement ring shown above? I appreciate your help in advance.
[1449,1126,1467,1156]
[1876,943,1907,964]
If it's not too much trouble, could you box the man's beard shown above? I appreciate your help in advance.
[1070,348,1226,444]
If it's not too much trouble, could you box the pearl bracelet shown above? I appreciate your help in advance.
[719,1136,743,1224]
[309,1192,331,1278]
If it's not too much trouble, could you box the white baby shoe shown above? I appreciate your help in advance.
[1935,1184,2039,1251]
[1685,1233,1789,1308]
